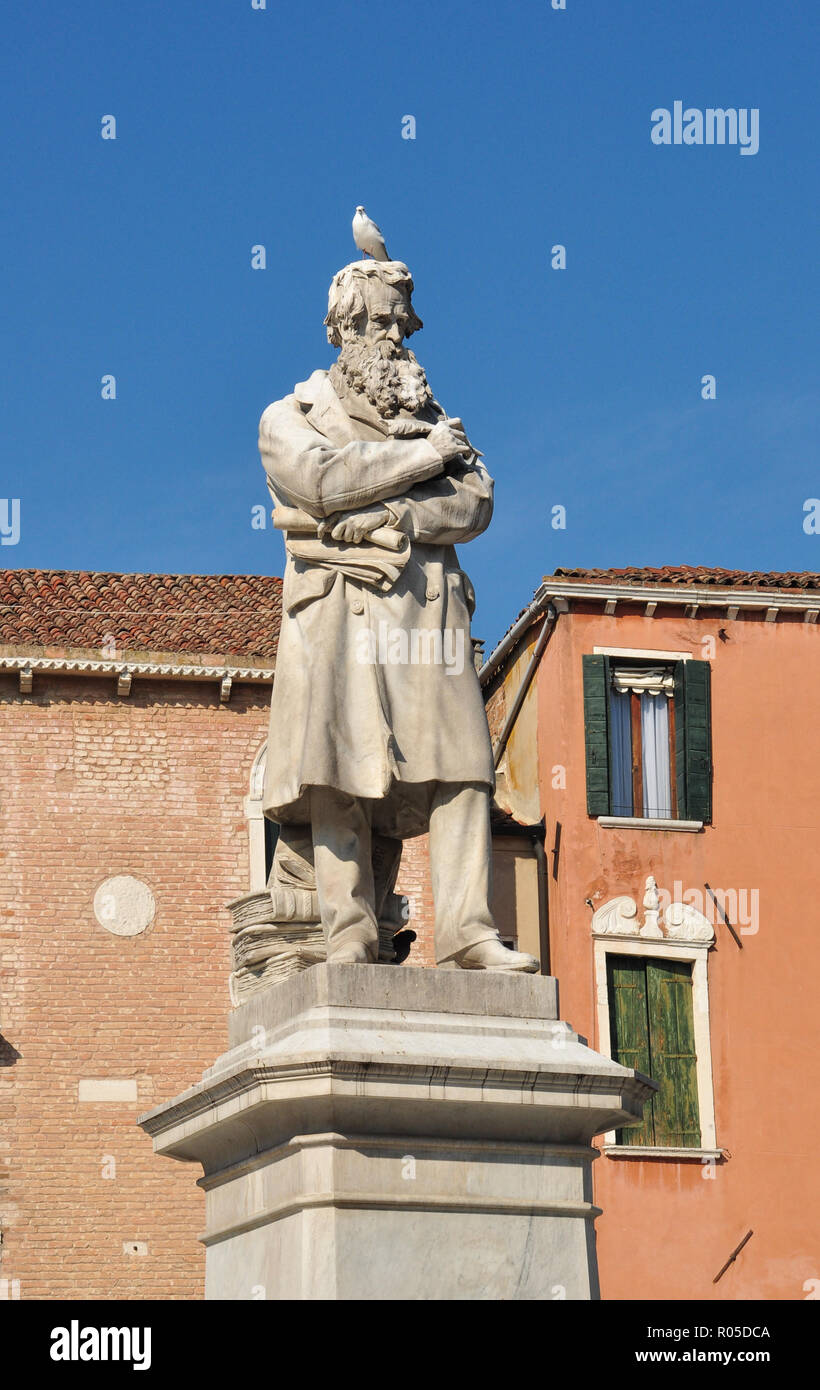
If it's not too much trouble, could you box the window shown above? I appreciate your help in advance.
[608,663,675,818]
[592,886,718,1155]
[607,955,701,1148]
[583,654,712,822]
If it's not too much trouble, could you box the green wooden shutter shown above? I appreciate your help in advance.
[607,956,654,1145]
[674,659,712,823]
[608,955,702,1149]
[583,654,611,815]
[646,960,701,1147]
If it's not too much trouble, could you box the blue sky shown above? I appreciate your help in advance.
[2,0,817,648]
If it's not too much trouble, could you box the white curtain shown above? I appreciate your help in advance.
[609,689,633,816]
[641,693,672,818]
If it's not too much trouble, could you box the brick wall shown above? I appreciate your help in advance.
[0,674,270,1300]
[0,671,447,1298]
[395,833,435,966]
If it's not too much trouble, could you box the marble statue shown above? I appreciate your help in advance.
[258,249,538,973]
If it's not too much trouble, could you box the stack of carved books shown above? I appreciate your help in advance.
[228,887,325,1002]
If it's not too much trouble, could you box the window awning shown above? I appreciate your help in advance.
[611,666,674,696]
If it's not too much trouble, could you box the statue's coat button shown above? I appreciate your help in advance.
[426,587,440,601]
[351,597,365,614]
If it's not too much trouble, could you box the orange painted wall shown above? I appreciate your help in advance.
[535,605,819,1301]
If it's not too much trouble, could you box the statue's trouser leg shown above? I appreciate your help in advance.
[309,786,379,962]
[372,834,403,920]
[429,783,500,965]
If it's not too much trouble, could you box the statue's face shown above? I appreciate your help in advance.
[357,282,411,350]
[333,273,432,417]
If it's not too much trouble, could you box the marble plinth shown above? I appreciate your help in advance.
[138,965,654,1300]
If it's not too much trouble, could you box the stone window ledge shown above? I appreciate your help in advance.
[602,1145,725,1161]
[597,816,703,833]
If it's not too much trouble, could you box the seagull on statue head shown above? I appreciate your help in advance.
[352,206,390,262]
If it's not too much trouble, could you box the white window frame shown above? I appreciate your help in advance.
[593,935,719,1158]
[592,646,693,661]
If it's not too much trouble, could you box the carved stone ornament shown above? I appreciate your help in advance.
[591,875,714,944]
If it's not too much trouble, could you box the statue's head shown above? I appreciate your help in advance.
[324,261,432,418]
[324,260,422,349]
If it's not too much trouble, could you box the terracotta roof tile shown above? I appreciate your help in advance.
[0,570,282,663]
[548,566,820,590]
[486,564,820,670]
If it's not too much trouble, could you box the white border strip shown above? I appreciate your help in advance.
[593,936,717,1152]
[0,654,275,683]
[592,646,693,660]
[546,578,820,613]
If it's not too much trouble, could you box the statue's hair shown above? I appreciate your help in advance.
[324,260,423,347]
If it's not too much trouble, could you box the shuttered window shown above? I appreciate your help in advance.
[607,955,701,1147]
[583,655,712,821]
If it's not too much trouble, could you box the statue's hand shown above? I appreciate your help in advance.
[319,506,390,544]
[387,418,431,439]
[427,420,475,462]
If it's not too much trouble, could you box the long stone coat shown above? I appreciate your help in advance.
[259,369,495,840]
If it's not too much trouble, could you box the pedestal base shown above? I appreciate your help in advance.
[139,966,654,1301]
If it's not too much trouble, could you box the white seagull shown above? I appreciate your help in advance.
[352,206,390,262]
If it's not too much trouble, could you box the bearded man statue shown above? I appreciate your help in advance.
[258,258,538,973]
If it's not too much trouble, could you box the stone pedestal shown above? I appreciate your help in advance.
[138,965,653,1300]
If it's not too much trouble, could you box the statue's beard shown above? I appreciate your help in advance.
[332,340,433,418]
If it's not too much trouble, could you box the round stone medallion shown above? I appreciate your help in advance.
[94,875,155,937]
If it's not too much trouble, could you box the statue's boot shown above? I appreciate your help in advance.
[453,939,539,973]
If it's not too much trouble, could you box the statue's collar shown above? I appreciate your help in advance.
[294,370,388,444]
